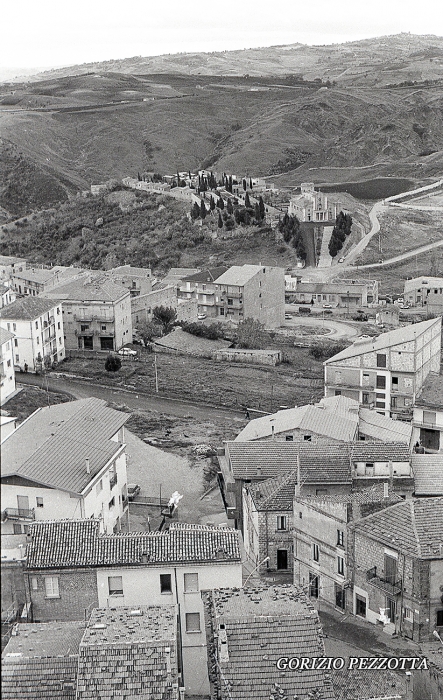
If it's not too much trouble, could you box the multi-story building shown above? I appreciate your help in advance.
[0,283,16,308]
[324,317,442,419]
[412,371,443,452]
[1,398,129,541]
[213,264,285,328]
[0,255,27,283]
[0,327,16,405]
[105,265,152,297]
[178,267,228,318]
[350,497,443,642]
[293,278,379,309]
[42,275,132,351]
[24,519,242,696]
[288,182,341,223]
[12,266,85,297]
[0,296,65,372]
[293,485,402,615]
[404,276,443,313]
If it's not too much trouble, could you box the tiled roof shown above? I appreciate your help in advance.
[26,519,241,569]
[415,371,443,409]
[0,327,15,345]
[349,441,411,461]
[110,265,151,277]
[249,470,298,511]
[235,400,358,442]
[296,482,403,507]
[296,281,369,294]
[1,398,128,495]
[324,317,441,364]
[352,497,443,558]
[42,273,129,302]
[183,266,228,283]
[77,607,178,700]
[358,408,412,444]
[0,296,60,320]
[412,455,443,495]
[215,264,265,286]
[203,584,335,700]
[2,622,84,700]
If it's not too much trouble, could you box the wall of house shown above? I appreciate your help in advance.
[82,450,128,534]
[430,559,443,634]
[95,561,242,696]
[1,304,64,372]
[412,406,443,451]
[132,286,178,326]
[242,488,260,566]
[26,568,99,622]
[1,483,83,535]
[1,560,27,620]
[61,295,131,351]
[243,267,285,330]
[258,509,294,574]
[1,337,16,405]
[353,460,411,478]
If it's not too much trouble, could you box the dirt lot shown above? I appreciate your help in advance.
[2,383,72,422]
[61,345,325,413]
[355,208,443,265]
[364,248,443,295]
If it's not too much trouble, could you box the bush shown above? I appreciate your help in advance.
[181,321,225,340]
[105,354,122,372]
[309,340,349,361]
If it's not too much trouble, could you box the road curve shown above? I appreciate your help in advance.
[355,238,443,269]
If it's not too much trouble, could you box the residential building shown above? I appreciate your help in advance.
[350,497,443,642]
[105,264,152,297]
[293,485,402,615]
[0,327,16,405]
[214,264,285,328]
[202,584,335,700]
[2,620,85,700]
[288,182,341,223]
[358,406,412,444]
[0,255,27,283]
[24,519,242,696]
[412,371,443,452]
[0,296,65,372]
[404,276,443,312]
[324,317,442,419]
[349,442,413,496]
[1,398,129,540]
[178,267,228,318]
[42,274,132,351]
[411,454,443,496]
[1,283,15,308]
[12,266,85,297]
[293,279,379,309]
[375,306,400,327]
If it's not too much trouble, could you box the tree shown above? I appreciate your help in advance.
[105,354,122,372]
[217,197,224,210]
[210,196,216,211]
[258,196,265,220]
[137,320,162,344]
[218,212,223,228]
[244,192,251,209]
[153,306,177,334]
[191,202,200,220]
[227,198,233,215]
[200,200,207,219]
[236,318,268,349]
[242,178,247,191]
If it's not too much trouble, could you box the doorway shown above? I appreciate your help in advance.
[277,549,288,570]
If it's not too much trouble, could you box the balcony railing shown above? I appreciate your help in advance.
[1,508,35,522]
[109,473,118,490]
[366,567,402,595]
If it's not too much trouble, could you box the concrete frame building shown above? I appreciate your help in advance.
[404,276,443,313]
[292,278,379,309]
[412,372,443,452]
[324,317,442,419]
[178,267,228,318]
[12,266,85,297]
[0,327,16,405]
[0,296,65,372]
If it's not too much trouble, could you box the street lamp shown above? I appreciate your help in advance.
[244,556,270,585]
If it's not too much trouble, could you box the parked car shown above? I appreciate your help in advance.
[197,313,207,320]
[284,314,292,320]
[322,304,332,308]
[338,257,345,263]
[323,309,333,315]
[118,347,137,356]
[127,484,141,501]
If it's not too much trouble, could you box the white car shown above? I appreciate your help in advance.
[338,257,345,263]
[118,347,137,356]
[197,314,207,320]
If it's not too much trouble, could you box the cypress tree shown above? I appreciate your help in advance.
[200,200,207,219]
[218,212,223,228]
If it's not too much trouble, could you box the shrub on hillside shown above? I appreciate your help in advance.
[181,321,225,340]
[105,354,122,372]
[309,340,349,361]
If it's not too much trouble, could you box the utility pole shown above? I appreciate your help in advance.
[154,354,159,393]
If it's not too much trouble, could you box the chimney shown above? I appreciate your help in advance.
[85,458,90,474]
[218,623,229,663]
[271,425,275,440]
[383,482,389,499]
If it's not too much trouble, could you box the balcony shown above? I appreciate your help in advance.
[122,496,129,510]
[109,473,118,490]
[1,508,35,522]
[366,567,402,596]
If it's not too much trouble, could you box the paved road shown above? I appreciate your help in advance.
[283,308,359,338]
[17,373,246,422]
[340,200,385,267]
[356,238,443,269]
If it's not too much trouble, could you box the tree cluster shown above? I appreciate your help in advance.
[278,213,306,260]
[328,211,353,258]
[235,318,269,350]
[180,321,225,340]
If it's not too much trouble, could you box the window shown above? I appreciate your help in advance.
[108,576,123,596]
[437,610,443,627]
[184,573,199,593]
[81,324,89,332]
[376,401,385,409]
[277,516,287,531]
[36,497,44,508]
[304,435,312,441]
[45,576,60,598]
[356,594,366,617]
[362,373,370,385]
[365,462,374,476]
[309,572,319,598]
[312,543,319,562]
[14,339,18,347]
[285,435,294,441]
[376,354,386,368]
[227,299,233,306]
[7,359,11,367]
[337,530,344,547]
[219,308,224,316]
[335,584,345,610]
[108,497,115,509]
[96,480,103,494]
[58,322,61,330]
[36,337,39,344]
[376,392,385,399]
[337,556,345,575]
[376,375,386,389]
[35,321,39,329]
[186,612,201,632]
[335,390,342,396]
[362,393,370,405]
[57,307,60,315]
[160,574,172,593]
[423,410,437,425]
[13,523,22,534]
[101,325,107,331]
[392,376,399,391]
[391,397,398,408]
[403,607,413,622]
[31,577,38,591]
[15,354,19,363]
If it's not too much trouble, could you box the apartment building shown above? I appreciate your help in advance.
[324,317,442,419]
[1,398,129,542]
[293,278,379,309]
[0,296,65,372]
[0,255,27,282]
[412,371,443,452]
[105,264,152,297]
[12,266,85,296]
[42,274,132,351]
[214,264,285,328]
[404,276,443,313]
[0,327,16,405]
[178,267,228,318]
[24,519,242,696]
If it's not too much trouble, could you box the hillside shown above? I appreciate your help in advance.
[1,34,442,218]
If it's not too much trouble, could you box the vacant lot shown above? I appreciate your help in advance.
[364,248,443,295]
[3,383,72,422]
[355,208,443,265]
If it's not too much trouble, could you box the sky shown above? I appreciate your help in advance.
[1,0,442,70]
